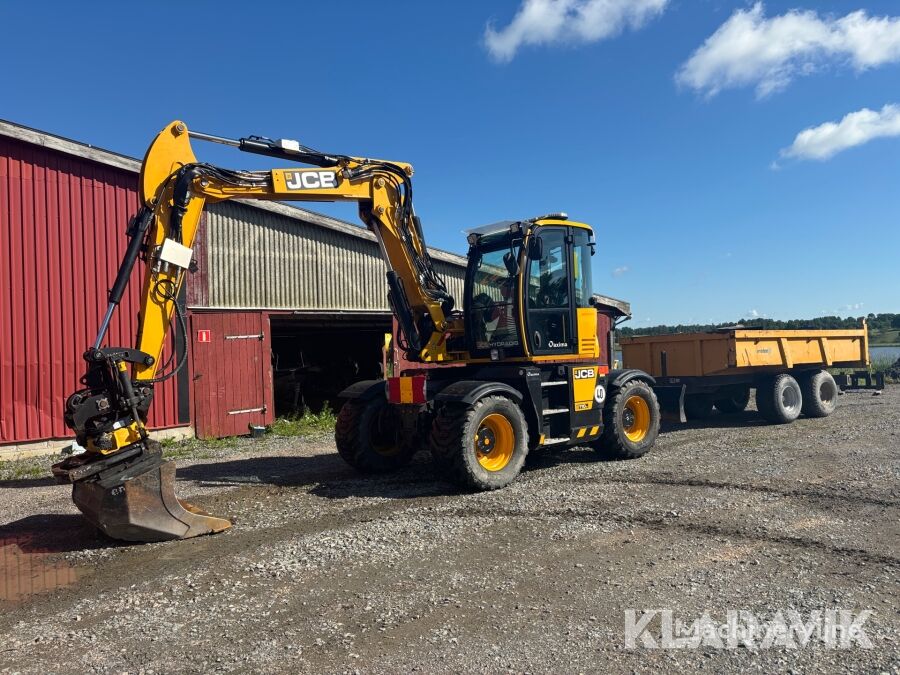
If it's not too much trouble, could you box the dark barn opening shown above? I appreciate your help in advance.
[269,313,390,416]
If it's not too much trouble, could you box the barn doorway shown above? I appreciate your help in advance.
[269,313,390,417]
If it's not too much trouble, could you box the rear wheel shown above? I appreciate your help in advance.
[799,370,838,418]
[756,374,802,424]
[684,393,714,420]
[594,380,660,460]
[430,395,529,491]
[335,397,416,473]
[714,387,751,414]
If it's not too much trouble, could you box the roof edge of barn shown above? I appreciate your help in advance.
[0,118,468,268]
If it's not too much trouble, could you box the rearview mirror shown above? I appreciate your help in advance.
[503,251,519,277]
[528,236,543,260]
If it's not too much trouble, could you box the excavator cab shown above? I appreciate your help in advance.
[464,215,598,362]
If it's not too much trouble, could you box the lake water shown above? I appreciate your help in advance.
[613,345,900,366]
[871,345,900,362]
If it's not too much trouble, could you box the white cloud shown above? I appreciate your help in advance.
[677,3,900,97]
[780,104,900,162]
[484,0,669,62]
[611,265,629,278]
[748,309,760,318]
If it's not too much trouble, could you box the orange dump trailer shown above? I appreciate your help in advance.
[619,324,870,424]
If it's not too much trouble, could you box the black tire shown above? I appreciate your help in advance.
[799,370,838,418]
[755,374,802,424]
[334,397,416,473]
[594,380,660,460]
[429,395,529,491]
[714,387,751,414]
[684,393,715,420]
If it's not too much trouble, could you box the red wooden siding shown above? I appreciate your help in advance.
[190,311,273,439]
[0,136,185,444]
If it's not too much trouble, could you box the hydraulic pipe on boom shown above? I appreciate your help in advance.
[54,120,461,542]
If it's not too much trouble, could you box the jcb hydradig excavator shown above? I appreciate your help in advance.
[54,120,660,542]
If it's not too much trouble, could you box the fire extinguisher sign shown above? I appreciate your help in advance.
[197,329,211,343]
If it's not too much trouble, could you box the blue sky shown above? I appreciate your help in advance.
[2,1,898,325]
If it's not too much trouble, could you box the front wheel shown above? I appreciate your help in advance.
[593,380,660,460]
[430,395,529,491]
[335,397,417,473]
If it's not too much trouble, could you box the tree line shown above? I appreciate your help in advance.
[617,313,900,338]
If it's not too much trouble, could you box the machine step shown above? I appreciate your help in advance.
[540,381,567,388]
[541,437,570,445]
[543,408,569,415]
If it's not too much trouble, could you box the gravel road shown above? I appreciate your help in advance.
[1,388,898,673]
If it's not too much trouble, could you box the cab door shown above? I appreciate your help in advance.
[524,226,576,356]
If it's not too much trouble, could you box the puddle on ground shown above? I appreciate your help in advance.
[0,534,82,603]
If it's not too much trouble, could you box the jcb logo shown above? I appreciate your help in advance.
[573,368,595,380]
[284,170,338,190]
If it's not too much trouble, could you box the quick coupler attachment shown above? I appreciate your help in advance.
[52,440,231,543]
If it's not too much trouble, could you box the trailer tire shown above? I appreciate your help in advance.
[335,397,416,473]
[756,374,802,424]
[799,370,838,418]
[684,393,715,420]
[594,380,660,460]
[429,396,529,491]
[714,388,751,414]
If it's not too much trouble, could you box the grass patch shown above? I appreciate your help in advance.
[870,355,899,383]
[160,435,236,460]
[869,328,900,345]
[0,458,51,482]
[270,406,338,437]
[871,355,896,373]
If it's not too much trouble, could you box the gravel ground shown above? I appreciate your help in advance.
[1,388,898,674]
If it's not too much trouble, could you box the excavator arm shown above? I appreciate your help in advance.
[134,120,454,377]
[53,120,459,542]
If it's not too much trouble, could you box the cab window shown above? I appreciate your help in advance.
[469,246,520,351]
[572,229,593,308]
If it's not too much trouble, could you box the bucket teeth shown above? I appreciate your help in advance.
[54,441,231,543]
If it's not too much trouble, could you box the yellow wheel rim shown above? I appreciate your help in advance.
[623,395,651,443]
[475,413,515,472]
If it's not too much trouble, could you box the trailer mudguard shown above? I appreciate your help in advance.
[338,379,386,401]
[434,380,524,406]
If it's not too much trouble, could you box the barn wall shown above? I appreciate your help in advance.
[0,134,185,444]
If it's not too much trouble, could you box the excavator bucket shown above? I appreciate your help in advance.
[53,441,231,543]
